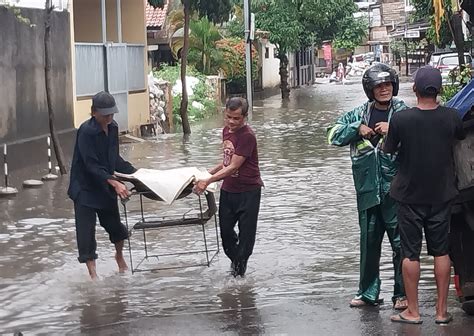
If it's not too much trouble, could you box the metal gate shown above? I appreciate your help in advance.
[106,44,128,132]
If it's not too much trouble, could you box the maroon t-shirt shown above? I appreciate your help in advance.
[221,124,264,193]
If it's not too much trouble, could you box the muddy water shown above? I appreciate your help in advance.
[2,83,472,335]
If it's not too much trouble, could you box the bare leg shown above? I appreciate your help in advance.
[86,259,98,280]
[115,240,128,273]
[434,254,451,321]
[399,258,421,320]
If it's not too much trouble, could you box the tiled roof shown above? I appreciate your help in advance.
[146,1,168,28]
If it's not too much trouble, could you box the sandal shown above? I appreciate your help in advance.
[350,297,382,308]
[393,297,408,310]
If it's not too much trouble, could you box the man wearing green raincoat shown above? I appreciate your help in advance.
[327,64,407,309]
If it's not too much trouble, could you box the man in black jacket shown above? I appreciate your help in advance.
[68,91,136,280]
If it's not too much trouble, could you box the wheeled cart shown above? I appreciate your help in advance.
[119,180,220,273]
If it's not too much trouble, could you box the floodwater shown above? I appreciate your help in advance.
[1,82,474,335]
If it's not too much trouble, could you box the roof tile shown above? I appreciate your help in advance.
[146,1,168,28]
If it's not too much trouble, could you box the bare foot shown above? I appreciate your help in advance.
[86,260,99,280]
[393,298,408,310]
[115,254,128,273]
[397,308,421,321]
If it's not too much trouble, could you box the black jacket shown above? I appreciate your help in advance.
[68,117,136,209]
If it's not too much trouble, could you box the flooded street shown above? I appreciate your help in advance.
[1,82,474,335]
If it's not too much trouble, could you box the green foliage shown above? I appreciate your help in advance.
[226,19,244,38]
[333,17,368,50]
[148,0,165,8]
[441,66,472,102]
[189,17,224,74]
[190,0,233,24]
[217,38,259,93]
[389,39,428,58]
[411,0,453,47]
[153,65,217,124]
[254,0,304,54]
[301,0,360,46]
[254,0,362,52]
[441,84,459,102]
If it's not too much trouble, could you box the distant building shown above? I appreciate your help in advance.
[146,1,175,69]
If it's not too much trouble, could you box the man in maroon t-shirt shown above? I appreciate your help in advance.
[194,97,263,277]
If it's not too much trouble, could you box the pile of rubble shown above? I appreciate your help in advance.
[148,73,169,134]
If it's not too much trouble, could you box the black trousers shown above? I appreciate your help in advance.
[74,201,128,263]
[219,187,261,264]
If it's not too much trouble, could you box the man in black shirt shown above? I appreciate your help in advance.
[384,66,465,324]
[68,92,136,280]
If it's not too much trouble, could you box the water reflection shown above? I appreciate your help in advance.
[77,286,128,333]
[0,83,469,334]
[218,285,263,335]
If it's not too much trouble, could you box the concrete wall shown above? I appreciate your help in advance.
[261,42,281,89]
[122,0,147,44]
[128,92,150,131]
[73,0,102,42]
[0,6,74,144]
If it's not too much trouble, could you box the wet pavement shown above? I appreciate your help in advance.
[1,82,474,335]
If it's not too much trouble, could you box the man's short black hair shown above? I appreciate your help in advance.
[226,97,249,116]
[416,86,439,98]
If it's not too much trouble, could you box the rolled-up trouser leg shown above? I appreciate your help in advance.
[97,202,129,244]
[219,190,239,262]
[357,205,385,303]
[74,202,98,263]
[380,195,405,303]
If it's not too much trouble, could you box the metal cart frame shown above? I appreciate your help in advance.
[121,191,220,273]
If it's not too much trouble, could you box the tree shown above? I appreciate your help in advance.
[332,16,368,51]
[301,0,362,46]
[176,0,232,135]
[189,17,223,74]
[254,0,362,99]
[44,0,67,174]
[412,0,466,69]
[255,0,304,99]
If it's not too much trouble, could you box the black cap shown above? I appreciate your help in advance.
[413,66,442,95]
[91,91,119,115]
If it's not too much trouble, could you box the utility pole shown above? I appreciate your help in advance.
[244,0,253,119]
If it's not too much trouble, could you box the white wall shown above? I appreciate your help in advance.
[261,42,281,89]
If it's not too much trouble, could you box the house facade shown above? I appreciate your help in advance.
[72,0,149,133]
[1,0,150,146]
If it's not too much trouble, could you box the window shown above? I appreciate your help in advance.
[265,47,270,59]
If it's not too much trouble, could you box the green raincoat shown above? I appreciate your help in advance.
[327,98,407,211]
[327,98,408,304]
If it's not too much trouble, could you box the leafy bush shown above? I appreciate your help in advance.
[441,65,472,102]
[217,38,259,94]
[440,84,459,103]
[153,65,217,124]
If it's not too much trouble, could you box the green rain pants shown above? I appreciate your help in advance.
[356,195,405,304]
